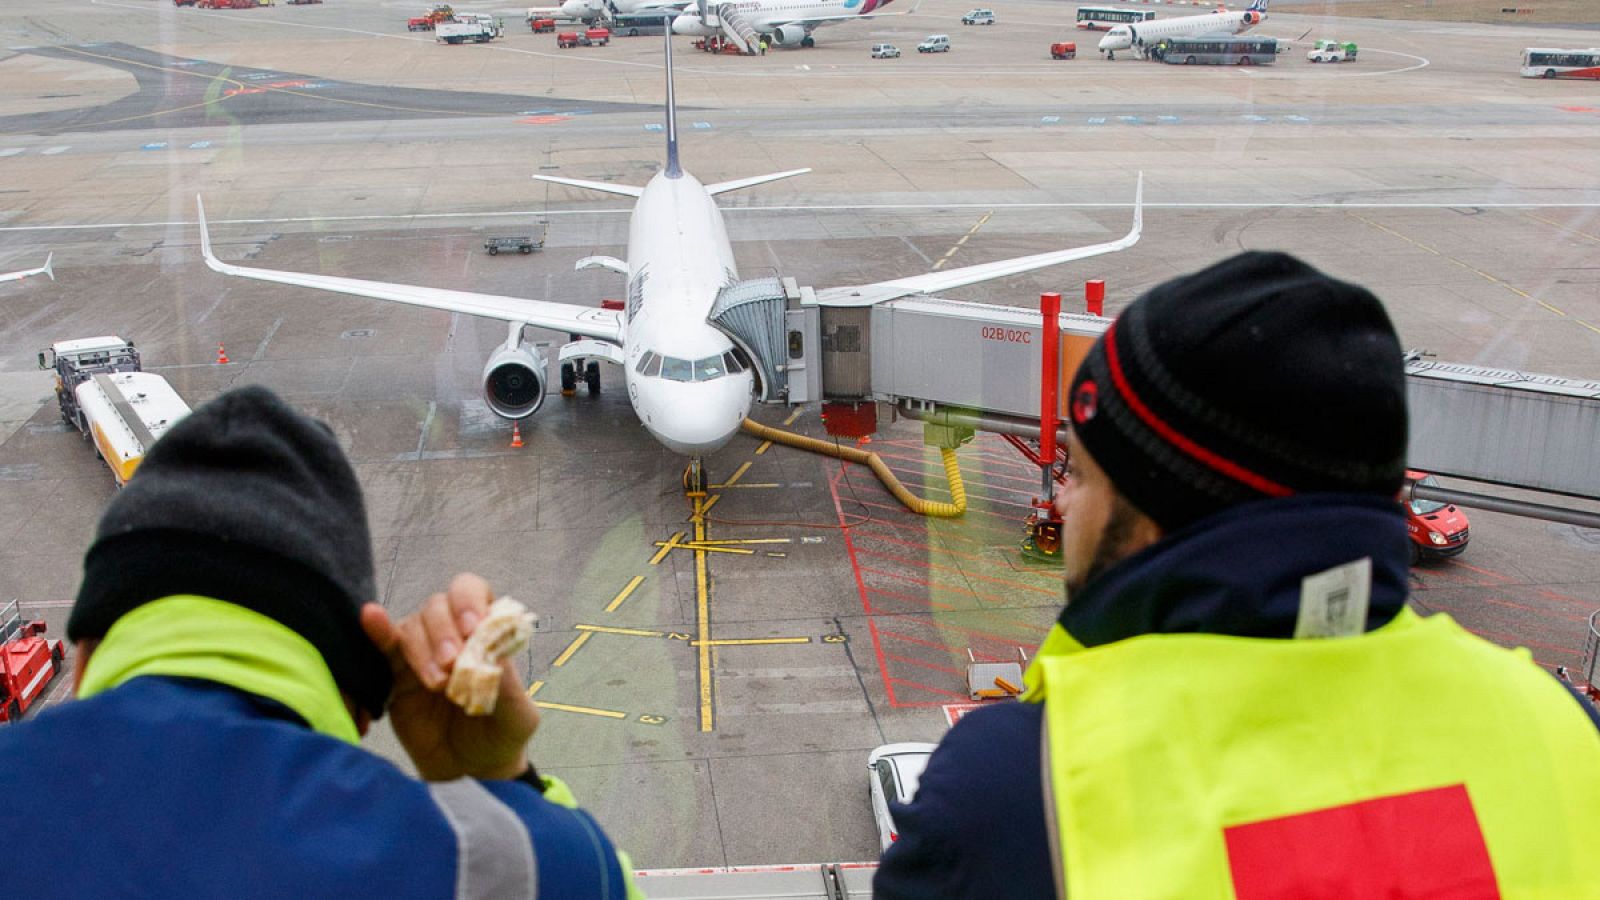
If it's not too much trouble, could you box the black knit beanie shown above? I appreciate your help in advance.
[69,385,392,720]
[1068,251,1408,532]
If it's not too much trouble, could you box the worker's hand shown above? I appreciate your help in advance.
[360,574,540,783]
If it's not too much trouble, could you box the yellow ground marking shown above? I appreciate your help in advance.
[692,538,793,546]
[605,575,646,613]
[1525,212,1600,245]
[756,440,774,455]
[766,552,787,558]
[723,461,752,487]
[782,408,803,427]
[694,495,714,732]
[1347,211,1597,331]
[649,531,685,565]
[715,483,781,489]
[534,701,628,720]
[693,637,812,647]
[551,631,594,667]
[575,623,666,637]
[526,680,545,698]
[656,541,754,556]
[700,494,722,516]
[931,211,994,271]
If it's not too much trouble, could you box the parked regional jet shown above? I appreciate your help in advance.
[557,0,689,25]
[0,254,53,285]
[670,0,912,48]
[1098,0,1267,58]
[198,36,1141,490]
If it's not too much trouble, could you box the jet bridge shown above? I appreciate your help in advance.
[709,279,1600,520]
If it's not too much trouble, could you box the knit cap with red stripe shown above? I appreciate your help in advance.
[1068,251,1408,532]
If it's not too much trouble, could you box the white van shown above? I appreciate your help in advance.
[871,43,901,58]
[917,34,950,53]
[961,8,994,25]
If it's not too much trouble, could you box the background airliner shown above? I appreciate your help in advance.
[1098,0,1268,58]
[557,0,689,26]
[199,37,1141,490]
[0,254,53,285]
[670,0,912,48]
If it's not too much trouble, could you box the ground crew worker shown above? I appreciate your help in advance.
[0,385,642,899]
[875,251,1600,898]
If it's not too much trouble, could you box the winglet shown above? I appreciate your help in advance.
[195,195,235,275]
[41,252,53,282]
[1131,170,1143,243]
[663,28,681,178]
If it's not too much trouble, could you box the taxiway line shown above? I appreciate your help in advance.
[535,700,629,720]
[576,623,666,638]
[649,531,685,565]
[551,631,594,667]
[604,575,646,613]
[694,637,812,647]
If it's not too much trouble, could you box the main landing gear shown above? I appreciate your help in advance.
[560,361,602,397]
[682,457,708,496]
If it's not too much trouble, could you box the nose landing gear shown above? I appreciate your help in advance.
[682,457,708,496]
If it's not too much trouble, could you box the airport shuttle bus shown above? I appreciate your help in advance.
[1521,48,1600,79]
[1161,35,1277,65]
[1075,6,1155,30]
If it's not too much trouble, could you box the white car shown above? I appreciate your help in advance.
[961,7,994,24]
[871,43,901,58]
[867,742,937,852]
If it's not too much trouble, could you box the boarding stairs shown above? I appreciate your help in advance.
[713,3,762,54]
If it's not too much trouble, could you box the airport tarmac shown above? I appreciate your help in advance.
[1,0,1598,869]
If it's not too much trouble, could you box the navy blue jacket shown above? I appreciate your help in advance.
[874,494,1600,899]
[0,676,630,898]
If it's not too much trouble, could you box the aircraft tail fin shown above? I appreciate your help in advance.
[41,252,53,281]
[706,168,811,196]
[1247,0,1268,11]
[664,27,681,178]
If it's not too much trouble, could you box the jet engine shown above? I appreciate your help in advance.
[772,23,808,46]
[481,341,549,419]
[1240,10,1262,24]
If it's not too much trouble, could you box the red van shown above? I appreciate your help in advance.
[1403,471,1470,563]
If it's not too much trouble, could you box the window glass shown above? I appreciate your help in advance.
[722,351,743,374]
[693,355,726,381]
[643,353,663,377]
[660,356,692,382]
[635,351,656,373]
[875,761,897,801]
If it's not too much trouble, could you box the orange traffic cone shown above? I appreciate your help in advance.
[510,421,524,449]
[216,344,230,365]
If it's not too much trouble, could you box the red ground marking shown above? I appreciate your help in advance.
[878,625,1030,658]
[1558,105,1599,113]
[865,584,959,613]
[518,115,571,125]
[849,494,1028,526]
[859,563,1016,608]
[855,527,1061,579]
[875,457,1038,506]
[832,467,899,706]
[1454,625,1569,663]
[875,438,1043,476]
[1450,560,1517,584]
[857,517,985,549]
[1412,565,1501,588]
[869,446,1046,488]
[1537,587,1599,609]
[866,586,1056,635]
[855,547,1061,596]
[1481,595,1593,623]
[887,675,970,700]
[944,702,990,725]
[1225,784,1498,900]
[884,651,967,677]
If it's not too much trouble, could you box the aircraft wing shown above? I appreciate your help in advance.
[0,253,53,284]
[816,175,1141,307]
[196,198,622,341]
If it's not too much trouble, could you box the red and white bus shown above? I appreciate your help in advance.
[1520,48,1600,79]
[1075,6,1155,30]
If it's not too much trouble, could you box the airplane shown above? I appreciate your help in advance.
[198,35,1142,492]
[0,254,54,285]
[669,0,913,48]
[555,0,689,26]
[1097,0,1267,59]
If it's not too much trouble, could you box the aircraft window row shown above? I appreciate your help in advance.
[635,350,747,382]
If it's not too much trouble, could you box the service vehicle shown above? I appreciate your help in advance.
[1520,47,1600,79]
[438,21,497,42]
[174,0,198,6]
[286,0,324,5]
[1161,35,1277,65]
[1075,5,1154,30]
[484,234,544,255]
[1050,41,1077,59]
[408,15,436,29]
[1403,471,1470,563]
[868,743,937,851]
[557,27,611,46]
[453,11,503,35]
[196,0,259,9]
[0,600,66,725]
[871,43,900,58]
[961,8,994,25]
[1307,39,1356,62]
[529,17,557,31]
[38,336,192,488]
[917,34,950,53]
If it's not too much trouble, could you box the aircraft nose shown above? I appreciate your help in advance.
[635,377,750,456]
[670,13,700,34]
[559,0,583,16]
[1098,33,1119,51]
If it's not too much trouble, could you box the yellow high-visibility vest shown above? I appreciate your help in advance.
[1030,608,1600,898]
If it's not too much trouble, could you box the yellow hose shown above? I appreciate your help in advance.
[741,418,967,518]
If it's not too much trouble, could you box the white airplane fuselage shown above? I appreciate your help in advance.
[620,171,753,456]
[1098,8,1261,53]
[671,0,894,40]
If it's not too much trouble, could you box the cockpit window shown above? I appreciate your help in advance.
[643,353,663,377]
[693,355,726,381]
[660,356,693,382]
[722,351,744,374]
[635,351,656,374]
